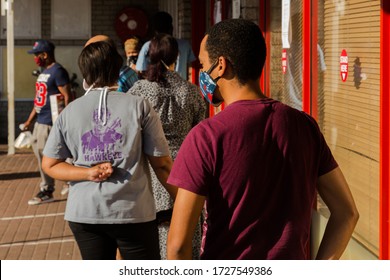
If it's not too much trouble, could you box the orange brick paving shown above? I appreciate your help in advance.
[0,145,81,260]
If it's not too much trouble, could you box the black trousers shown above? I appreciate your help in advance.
[68,220,160,260]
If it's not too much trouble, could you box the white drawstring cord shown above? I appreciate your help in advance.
[98,87,108,126]
[85,85,109,126]
[84,84,94,96]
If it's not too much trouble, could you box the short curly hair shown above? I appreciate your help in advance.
[205,19,266,85]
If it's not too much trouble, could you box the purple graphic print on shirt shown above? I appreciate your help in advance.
[81,108,123,162]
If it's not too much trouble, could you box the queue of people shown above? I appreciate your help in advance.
[22,13,359,260]
[127,33,207,259]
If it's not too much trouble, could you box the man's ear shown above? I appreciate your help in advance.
[217,56,228,77]
[217,56,235,81]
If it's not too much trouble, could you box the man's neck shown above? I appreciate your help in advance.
[222,79,266,106]
[45,60,56,69]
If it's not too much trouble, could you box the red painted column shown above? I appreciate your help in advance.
[259,0,271,97]
[380,0,390,260]
[208,0,228,117]
[191,0,206,86]
[311,0,318,120]
[302,0,311,114]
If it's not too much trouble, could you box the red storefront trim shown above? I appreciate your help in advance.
[207,0,227,117]
[311,0,318,119]
[191,0,206,85]
[380,0,390,260]
[209,0,216,118]
[302,0,311,114]
[259,0,271,97]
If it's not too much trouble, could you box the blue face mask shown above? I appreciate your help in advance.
[199,60,223,107]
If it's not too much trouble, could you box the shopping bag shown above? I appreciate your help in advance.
[50,93,65,123]
[14,131,32,149]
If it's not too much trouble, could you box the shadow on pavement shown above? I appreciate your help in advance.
[0,171,40,181]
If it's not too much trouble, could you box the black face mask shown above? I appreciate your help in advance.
[127,56,138,65]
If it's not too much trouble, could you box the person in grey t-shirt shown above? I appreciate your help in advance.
[42,40,177,260]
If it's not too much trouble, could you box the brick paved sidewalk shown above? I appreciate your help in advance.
[0,145,81,260]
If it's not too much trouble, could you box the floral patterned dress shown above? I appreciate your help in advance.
[128,71,207,259]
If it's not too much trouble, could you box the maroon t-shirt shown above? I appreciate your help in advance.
[167,99,338,259]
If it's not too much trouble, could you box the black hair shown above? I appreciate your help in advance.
[146,33,178,84]
[78,41,123,88]
[42,40,55,58]
[46,51,55,58]
[205,19,266,85]
[150,11,173,35]
[46,41,55,58]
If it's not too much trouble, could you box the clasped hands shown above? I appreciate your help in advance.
[88,162,114,182]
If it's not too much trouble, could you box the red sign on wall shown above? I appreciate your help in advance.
[282,49,287,74]
[340,49,348,82]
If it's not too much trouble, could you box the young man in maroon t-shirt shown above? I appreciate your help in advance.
[166,19,359,260]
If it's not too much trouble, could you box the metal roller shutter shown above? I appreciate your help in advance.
[320,0,381,256]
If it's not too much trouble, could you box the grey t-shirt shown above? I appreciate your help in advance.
[43,90,170,224]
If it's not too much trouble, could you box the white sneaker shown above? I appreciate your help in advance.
[61,184,69,196]
[28,190,54,205]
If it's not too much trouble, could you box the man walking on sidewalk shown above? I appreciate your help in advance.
[22,39,72,205]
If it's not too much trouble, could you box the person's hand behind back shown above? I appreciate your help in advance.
[88,162,114,182]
